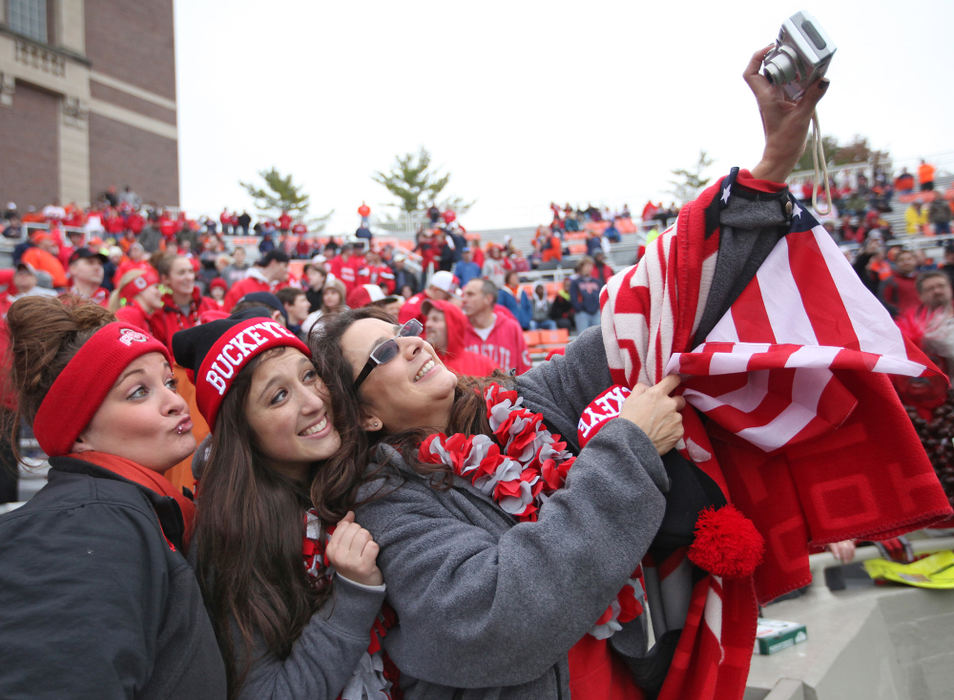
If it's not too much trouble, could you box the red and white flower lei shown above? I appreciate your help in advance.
[303,511,398,700]
[418,383,646,640]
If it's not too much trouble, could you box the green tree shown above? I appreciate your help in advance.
[669,150,714,205]
[372,148,473,230]
[239,167,332,231]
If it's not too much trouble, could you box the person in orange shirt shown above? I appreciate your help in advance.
[918,159,936,191]
[20,234,69,288]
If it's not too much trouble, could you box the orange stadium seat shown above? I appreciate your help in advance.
[288,260,305,281]
[617,219,637,234]
[538,328,569,346]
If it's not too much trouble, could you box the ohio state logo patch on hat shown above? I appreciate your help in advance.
[118,327,150,346]
[133,276,147,290]
[578,385,631,447]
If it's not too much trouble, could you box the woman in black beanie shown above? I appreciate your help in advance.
[173,311,389,699]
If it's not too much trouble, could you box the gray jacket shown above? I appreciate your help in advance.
[355,327,669,699]
[233,576,386,699]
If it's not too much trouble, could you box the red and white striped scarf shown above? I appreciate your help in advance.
[601,168,952,700]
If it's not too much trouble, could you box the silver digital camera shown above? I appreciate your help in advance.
[762,11,836,101]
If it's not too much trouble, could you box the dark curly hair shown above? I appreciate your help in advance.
[310,307,514,486]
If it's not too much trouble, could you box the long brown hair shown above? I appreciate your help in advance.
[194,346,369,696]
[312,307,514,483]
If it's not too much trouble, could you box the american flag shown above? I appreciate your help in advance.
[601,168,951,699]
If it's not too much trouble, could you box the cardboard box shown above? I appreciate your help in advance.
[754,618,808,655]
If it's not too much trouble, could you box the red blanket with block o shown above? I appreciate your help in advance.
[600,169,953,700]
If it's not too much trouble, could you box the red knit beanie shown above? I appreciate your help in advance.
[172,315,309,428]
[118,268,159,305]
[33,323,171,456]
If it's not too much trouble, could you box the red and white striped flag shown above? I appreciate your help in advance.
[666,221,944,452]
[601,168,951,700]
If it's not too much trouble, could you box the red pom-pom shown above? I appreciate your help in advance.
[687,505,765,578]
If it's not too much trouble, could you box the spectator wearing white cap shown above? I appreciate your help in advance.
[346,283,404,321]
[397,270,458,325]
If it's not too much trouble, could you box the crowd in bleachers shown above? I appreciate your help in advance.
[4,158,953,367]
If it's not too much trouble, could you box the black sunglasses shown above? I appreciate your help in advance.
[353,319,424,390]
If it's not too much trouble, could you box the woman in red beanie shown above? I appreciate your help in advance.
[110,266,164,334]
[0,295,226,697]
[172,311,388,699]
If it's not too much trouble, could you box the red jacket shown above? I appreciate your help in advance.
[462,312,531,375]
[328,255,362,295]
[158,216,177,239]
[357,264,396,293]
[115,303,157,335]
[222,269,282,311]
[881,272,920,316]
[426,299,498,377]
[153,288,217,351]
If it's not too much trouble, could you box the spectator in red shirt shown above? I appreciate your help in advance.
[422,298,498,377]
[112,242,151,287]
[357,248,396,294]
[127,210,145,236]
[223,250,290,311]
[65,248,109,306]
[327,243,362,295]
[591,251,614,286]
[111,267,164,335]
[358,202,371,226]
[158,212,178,241]
[459,278,531,374]
[277,210,292,233]
[881,249,922,317]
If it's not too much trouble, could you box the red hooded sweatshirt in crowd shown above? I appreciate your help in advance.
[222,267,274,311]
[424,299,498,377]
[461,309,531,375]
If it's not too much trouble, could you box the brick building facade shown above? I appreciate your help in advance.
[0,0,178,210]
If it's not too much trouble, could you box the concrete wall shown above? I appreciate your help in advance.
[747,586,954,700]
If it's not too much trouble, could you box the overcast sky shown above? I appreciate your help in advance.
[174,1,954,234]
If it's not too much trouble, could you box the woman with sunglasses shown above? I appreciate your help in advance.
[172,311,390,699]
[314,306,682,699]
[0,296,226,697]
[311,49,830,699]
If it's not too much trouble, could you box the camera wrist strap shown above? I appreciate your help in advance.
[811,110,832,215]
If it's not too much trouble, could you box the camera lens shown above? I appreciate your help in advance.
[763,46,798,84]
